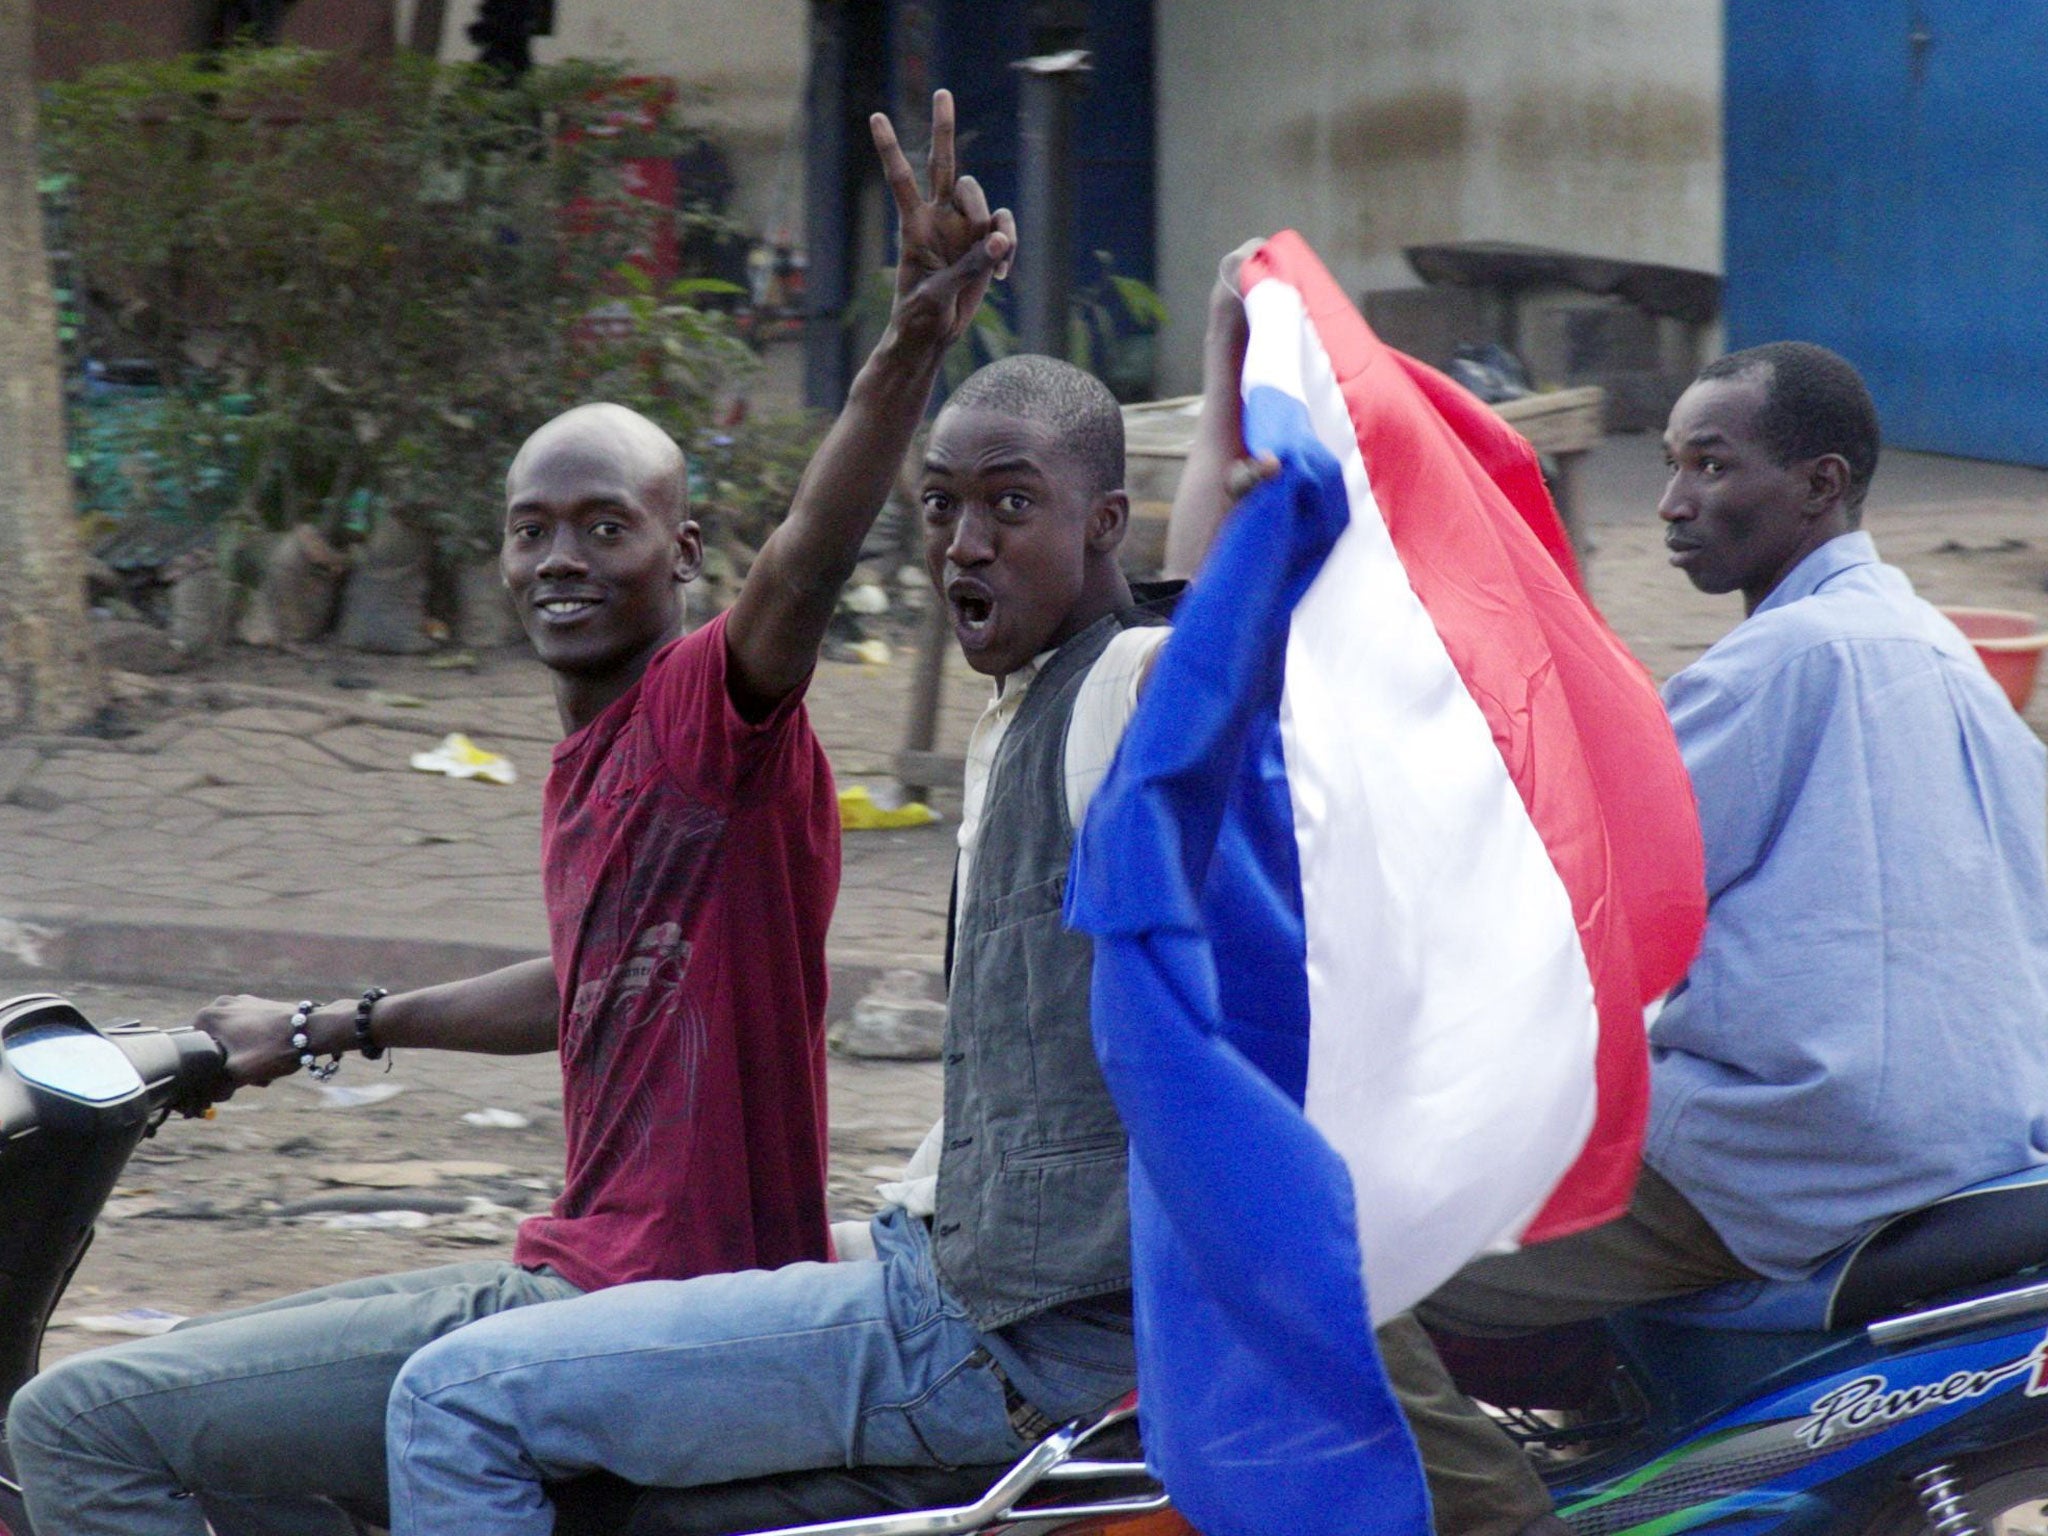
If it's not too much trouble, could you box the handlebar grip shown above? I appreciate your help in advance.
[164,1026,230,1115]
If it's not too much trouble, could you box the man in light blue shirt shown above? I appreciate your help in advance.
[1381,340,2048,1536]
[1650,360,2048,1277]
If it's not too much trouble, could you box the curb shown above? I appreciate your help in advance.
[0,915,942,1025]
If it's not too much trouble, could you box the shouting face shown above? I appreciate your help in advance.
[1658,371,1850,613]
[919,406,1127,678]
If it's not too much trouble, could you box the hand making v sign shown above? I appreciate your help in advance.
[869,89,1017,349]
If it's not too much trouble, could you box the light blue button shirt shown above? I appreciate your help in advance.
[1648,531,2048,1278]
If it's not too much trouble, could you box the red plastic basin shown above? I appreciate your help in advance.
[1940,606,2048,712]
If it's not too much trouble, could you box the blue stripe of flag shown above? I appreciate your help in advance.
[1066,387,1431,1536]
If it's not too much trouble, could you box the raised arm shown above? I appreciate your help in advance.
[196,956,561,1091]
[1161,244,1277,580]
[723,90,1015,716]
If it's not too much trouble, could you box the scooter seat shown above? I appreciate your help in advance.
[1645,1164,2048,1334]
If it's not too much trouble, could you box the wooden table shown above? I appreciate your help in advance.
[893,386,1605,797]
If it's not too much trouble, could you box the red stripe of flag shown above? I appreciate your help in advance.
[1241,232,1705,1240]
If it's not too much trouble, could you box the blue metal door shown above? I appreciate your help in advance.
[1725,3,2048,464]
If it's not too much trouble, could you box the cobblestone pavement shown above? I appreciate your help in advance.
[0,627,988,1003]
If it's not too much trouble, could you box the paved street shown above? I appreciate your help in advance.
[0,628,988,1003]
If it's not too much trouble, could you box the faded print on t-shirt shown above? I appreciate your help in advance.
[516,614,838,1291]
[557,777,724,1199]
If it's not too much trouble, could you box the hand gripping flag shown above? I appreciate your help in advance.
[1063,232,1706,1536]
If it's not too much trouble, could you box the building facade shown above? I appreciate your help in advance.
[1153,0,1722,392]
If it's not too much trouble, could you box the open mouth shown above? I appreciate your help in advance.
[948,582,995,640]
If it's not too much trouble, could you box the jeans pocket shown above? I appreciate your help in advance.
[878,1206,976,1332]
[855,1348,1024,1469]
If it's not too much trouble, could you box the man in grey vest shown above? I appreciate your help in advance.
[379,354,1181,1533]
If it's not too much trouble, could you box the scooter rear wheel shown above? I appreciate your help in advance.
[1863,1436,2048,1536]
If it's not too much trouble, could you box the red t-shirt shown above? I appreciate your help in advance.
[512,613,839,1292]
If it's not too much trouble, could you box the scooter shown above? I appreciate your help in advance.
[5,989,2048,1536]
[559,1172,2048,1535]
[0,993,1178,1536]
[1439,1168,2048,1536]
[0,991,234,1534]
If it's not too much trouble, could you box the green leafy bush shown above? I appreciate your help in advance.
[43,48,818,566]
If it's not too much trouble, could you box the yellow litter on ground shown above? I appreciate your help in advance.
[837,785,937,830]
[409,733,517,786]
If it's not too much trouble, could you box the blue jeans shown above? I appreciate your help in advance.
[386,1208,1135,1535]
[8,1260,578,1536]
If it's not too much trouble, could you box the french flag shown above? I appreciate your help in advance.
[1064,232,1705,1536]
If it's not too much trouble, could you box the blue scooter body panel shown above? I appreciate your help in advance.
[1548,1313,2048,1536]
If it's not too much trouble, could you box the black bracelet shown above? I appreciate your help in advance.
[354,986,389,1060]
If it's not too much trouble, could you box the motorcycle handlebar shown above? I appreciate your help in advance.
[163,1025,230,1117]
[100,1020,230,1118]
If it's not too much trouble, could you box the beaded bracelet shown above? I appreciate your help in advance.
[289,999,342,1081]
[355,986,389,1062]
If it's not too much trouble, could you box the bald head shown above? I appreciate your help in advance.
[508,403,689,526]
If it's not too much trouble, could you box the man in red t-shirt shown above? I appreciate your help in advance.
[8,91,1012,1536]
[517,585,838,1290]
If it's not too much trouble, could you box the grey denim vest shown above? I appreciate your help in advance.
[932,609,1160,1330]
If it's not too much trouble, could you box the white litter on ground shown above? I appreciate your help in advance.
[461,1108,531,1130]
[310,1082,408,1108]
[409,733,517,785]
